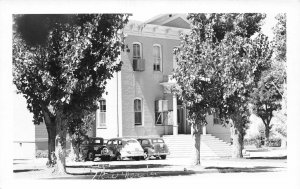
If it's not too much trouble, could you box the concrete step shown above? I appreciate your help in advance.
[163,134,232,158]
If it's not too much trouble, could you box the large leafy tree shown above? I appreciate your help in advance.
[13,14,129,174]
[250,13,286,144]
[174,13,271,163]
[271,13,287,141]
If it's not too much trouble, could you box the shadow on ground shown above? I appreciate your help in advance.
[66,163,171,169]
[245,156,287,160]
[44,165,284,179]
[14,169,42,173]
[46,170,198,179]
[205,166,282,173]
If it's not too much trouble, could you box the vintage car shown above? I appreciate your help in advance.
[137,138,170,160]
[80,137,112,161]
[105,138,144,161]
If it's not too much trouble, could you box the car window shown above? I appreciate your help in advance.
[94,139,102,144]
[107,140,113,145]
[118,140,122,145]
[113,140,118,145]
[142,139,149,145]
[152,139,164,143]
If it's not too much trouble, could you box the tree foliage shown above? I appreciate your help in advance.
[13,14,129,125]
[250,14,286,143]
[13,14,129,173]
[174,13,271,159]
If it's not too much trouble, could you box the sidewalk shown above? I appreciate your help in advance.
[13,148,287,179]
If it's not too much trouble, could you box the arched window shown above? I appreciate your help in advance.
[98,99,106,128]
[134,98,143,125]
[153,44,162,71]
[133,42,142,60]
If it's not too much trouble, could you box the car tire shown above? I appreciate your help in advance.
[87,151,94,161]
[143,152,149,160]
[116,153,122,161]
[160,155,167,160]
[133,156,142,161]
[101,156,110,161]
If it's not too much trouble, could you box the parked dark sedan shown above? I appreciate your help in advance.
[80,137,112,161]
[137,138,170,160]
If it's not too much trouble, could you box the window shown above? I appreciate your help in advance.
[152,139,164,143]
[133,43,142,60]
[155,111,163,125]
[155,100,168,125]
[99,99,106,128]
[134,98,143,125]
[107,140,113,145]
[142,140,150,145]
[153,44,162,71]
[113,140,118,145]
[213,108,221,125]
[173,47,179,71]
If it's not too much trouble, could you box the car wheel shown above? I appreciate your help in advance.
[143,152,149,160]
[87,151,94,161]
[160,155,166,160]
[116,153,122,161]
[101,156,110,161]
[133,156,142,161]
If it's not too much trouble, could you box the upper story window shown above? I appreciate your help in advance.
[153,44,162,71]
[133,42,142,60]
[98,99,106,128]
[134,98,143,126]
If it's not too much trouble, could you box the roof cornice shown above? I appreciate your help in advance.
[124,21,190,40]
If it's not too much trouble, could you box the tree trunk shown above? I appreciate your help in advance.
[191,124,201,165]
[42,108,56,167]
[53,110,67,175]
[232,129,244,158]
[231,119,244,158]
[46,125,56,165]
[69,135,80,162]
[265,124,270,146]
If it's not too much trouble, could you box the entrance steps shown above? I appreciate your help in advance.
[163,134,232,158]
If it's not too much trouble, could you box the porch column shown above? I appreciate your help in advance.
[202,126,206,135]
[173,94,178,135]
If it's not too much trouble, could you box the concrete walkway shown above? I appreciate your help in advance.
[13,148,287,180]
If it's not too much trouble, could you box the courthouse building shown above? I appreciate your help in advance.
[14,14,232,159]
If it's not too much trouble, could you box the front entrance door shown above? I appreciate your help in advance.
[177,105,191,134]
[178,106,184,134]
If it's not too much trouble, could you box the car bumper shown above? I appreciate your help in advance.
[149,152,170,156]
[121,151,144,158]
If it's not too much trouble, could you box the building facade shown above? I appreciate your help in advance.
[93,14,231,143]
[13,14,232,159]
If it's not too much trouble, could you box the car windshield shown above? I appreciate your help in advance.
[152,139,164,143]
[125,139,138,144]
[93,139,102,144]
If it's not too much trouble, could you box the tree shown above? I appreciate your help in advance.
[174,13,271,162]
[250,13,286,145]
[13,14,129,174]
[271,13,287,143]
[250,59,285,144]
